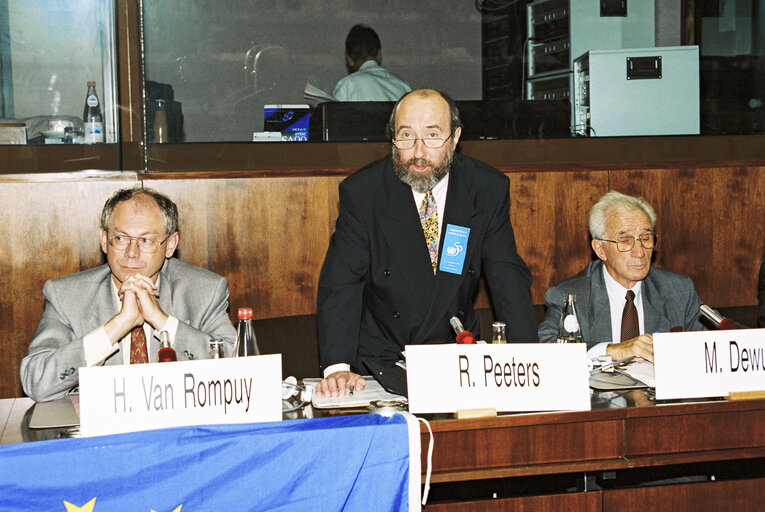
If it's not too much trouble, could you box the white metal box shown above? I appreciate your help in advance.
[573,46,700,137]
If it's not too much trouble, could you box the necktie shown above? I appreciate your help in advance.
[419,190,439,274]
[620,290,639,342]
[130,325,149,364]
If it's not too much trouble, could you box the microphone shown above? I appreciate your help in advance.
[450,316,476,344]
[699,304,744,330]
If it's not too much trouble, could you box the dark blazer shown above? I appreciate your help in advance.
[538,260,706,348]
[317,153,537,372]
[20,258,237,402]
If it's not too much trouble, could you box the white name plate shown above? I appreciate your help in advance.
[79,354,283,437]
[654,330,765,400]
[405,343,590,414]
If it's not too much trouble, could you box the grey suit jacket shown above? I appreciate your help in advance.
[20,258,237,402]
[538,260,705,347]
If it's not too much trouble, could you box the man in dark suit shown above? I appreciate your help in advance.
[20,187,238,402]
[316,89,537,396]
[538,191,705,360]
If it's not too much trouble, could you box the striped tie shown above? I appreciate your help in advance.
[419,190,439,274]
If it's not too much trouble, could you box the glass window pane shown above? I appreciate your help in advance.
[140,0,764,145]
[0,0,118,145]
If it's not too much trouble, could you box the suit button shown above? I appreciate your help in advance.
[393,311,400,319]
[468,266,475,275]
[384,269,391,277]
[458,309,465,317]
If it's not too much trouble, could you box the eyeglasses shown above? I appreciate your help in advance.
[107,234,169,253]
[392,133,452,150]
[597,233,657,252]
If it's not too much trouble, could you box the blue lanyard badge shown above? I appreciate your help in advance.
[439,224,471,275]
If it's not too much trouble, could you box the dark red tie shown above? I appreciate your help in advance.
[130,325,149,364]
[620,290,639,342]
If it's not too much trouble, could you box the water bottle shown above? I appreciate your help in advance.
[234,307,258,356]
[209,338,225,359]
[82,81,104,143]
[556,293,584,343]
[157,331,177,362]
[491,322,507,344]
[153,99,169,143]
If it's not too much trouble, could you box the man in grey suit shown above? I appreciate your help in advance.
[20,187,238,402]
[538,191,705,361]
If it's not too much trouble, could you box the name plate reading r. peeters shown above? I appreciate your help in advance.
[405,344,590,414]
[79,354,282,437]
[654,330,765,400]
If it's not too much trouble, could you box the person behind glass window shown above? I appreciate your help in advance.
[332,24,412,102]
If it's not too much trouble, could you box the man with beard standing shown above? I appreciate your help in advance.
[316,89,537,396]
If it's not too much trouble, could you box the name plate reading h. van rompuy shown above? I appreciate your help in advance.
[405,343,591,414]
[79,354,282,437]
[654,330,765,400]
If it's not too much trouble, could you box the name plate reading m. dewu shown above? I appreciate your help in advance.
[405,344,590,414]
[79,354,282,437]
[654,330,765,400]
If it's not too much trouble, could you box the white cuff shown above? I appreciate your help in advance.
[323,363,351,378]
[83,326,118,366]
[587,341,610,359]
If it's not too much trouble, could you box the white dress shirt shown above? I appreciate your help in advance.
[587,266,645,358]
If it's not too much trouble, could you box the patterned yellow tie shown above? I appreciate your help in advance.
[419,190,439,274]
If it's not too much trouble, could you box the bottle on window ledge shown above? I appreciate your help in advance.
[82,81,104,143]
[153,99,169,143]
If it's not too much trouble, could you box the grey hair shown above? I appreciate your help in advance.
[386,89,462,139]
[588,190,656,239]
[101,186,178,237]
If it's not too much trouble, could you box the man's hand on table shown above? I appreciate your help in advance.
[606,333,654,362]
[317,371,366,397]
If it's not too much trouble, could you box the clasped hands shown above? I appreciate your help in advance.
[105,273,168,344]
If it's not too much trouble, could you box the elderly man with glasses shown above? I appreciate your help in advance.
[20,187,238,402]
[538,190,706,361]
[316,89,537,397]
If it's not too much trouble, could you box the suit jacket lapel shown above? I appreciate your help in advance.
[91,267,120,333]
[588,262,614,343]
[642,269,670,334]
[379,164,435,319]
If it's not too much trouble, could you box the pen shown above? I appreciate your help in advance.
[604,355,636,370]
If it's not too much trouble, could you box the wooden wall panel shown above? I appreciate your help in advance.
[507,169,608,304]
[148,177,343,320]
[1,164,763,398]
[0,181,135,399]
[610,166,765,306]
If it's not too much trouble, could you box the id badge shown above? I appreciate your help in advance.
[439,224,470,275]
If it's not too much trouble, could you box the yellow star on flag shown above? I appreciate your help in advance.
[151,506,182,512]
[63,497,97,511]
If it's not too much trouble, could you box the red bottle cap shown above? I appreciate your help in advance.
[456,330,476,344]
[238,308,253,320]
[87,81,96,87]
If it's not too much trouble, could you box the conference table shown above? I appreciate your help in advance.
[2,390,764,511]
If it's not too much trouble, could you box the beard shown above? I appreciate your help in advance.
[392,147,454,193]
